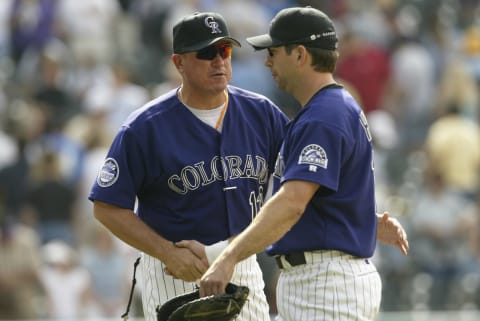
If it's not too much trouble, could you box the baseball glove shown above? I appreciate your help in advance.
[156,283,249,321]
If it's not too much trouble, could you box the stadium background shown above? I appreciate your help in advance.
[0,0,479,320]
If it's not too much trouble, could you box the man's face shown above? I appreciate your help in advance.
[174,42,233,94]
[264,46,297,94]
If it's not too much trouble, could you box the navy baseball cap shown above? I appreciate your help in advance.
[173,12,241,54]
[246,7,338,50]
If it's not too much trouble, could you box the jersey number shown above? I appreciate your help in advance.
[249,186,264,220]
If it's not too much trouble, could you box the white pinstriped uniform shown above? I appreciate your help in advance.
[140,252,271,321]
[274,250,382,321]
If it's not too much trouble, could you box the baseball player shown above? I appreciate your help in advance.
[200,7,408,321]
[89,12,288,321]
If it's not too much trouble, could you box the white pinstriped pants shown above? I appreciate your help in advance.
[275,250,382,321]
[139,252,271,321]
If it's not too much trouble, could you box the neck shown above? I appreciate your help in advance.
[179,86,227,110]
[294,73,336,107]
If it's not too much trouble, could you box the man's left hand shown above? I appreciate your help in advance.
[199,257,236,297]
[377,211,409,255]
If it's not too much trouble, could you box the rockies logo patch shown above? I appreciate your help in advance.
[204,16,221,34]
[97,158,119,187]
[298,144,328,169]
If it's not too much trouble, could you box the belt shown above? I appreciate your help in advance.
[275,250,362,269]
[275,252,306,269]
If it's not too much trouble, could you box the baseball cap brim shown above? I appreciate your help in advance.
[246,34,278,50]
[180,36,241,53]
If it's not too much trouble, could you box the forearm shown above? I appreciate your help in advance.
[220,187,304,264]
[93,201,174,261]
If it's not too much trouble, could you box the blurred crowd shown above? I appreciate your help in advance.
[0,0,479,319]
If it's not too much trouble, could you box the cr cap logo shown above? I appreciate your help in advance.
[97,157,119,187]
[298,144,328,169]
[204,16,221,34]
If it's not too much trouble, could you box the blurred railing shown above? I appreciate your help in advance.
[3,311,480,321]
[377,310,480,321]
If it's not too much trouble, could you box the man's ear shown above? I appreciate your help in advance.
[172,54,183,73]
[295,45,308,65]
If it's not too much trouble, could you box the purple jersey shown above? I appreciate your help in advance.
[89,85,288,245]
[267,84,377,258]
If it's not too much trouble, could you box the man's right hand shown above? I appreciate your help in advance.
[163,240,209,281]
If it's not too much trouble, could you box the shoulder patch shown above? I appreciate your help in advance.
[97,158,120,187]
[298,144,328,168]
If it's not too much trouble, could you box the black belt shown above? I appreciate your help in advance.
[275,252,307,269]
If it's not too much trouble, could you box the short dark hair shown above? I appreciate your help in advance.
[284,44,338,73]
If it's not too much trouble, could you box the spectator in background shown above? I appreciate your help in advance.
[32,43,80,131]
[0,100,46,222]
[435,59,479,121]
[39,240,91,319]
[133,0,173,85]
[408,166,477,309]
[0,197,44,319]
[22,96,85,187]
[424,103,480,200]
[8,0,58,69]
[82,61,150,136]
[54,0,120,103]
[55,0,120,67]
[335,29,391,115]
[24,150,77,245]
[383,18,436,152]
[80,223,130,318]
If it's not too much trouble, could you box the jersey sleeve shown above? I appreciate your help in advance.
[281,119,342,193]
[88,127,147,210]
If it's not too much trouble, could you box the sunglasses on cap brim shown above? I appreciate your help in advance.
[196,43,232,60]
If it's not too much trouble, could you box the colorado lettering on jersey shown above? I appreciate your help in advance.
[167,154,268,194]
